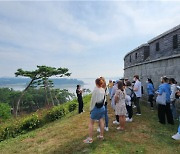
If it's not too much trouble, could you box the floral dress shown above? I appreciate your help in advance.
[115,89,127,116]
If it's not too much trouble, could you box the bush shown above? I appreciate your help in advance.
[0,95,90,142]
[20,114,40,131]
[68,103,77,112]
[0,103,11,120]
[45,106,66,122]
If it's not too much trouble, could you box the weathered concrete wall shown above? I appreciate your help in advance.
[124,54,180,95]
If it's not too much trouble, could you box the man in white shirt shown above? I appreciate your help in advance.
[133,75,142,115]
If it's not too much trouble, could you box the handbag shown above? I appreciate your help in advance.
[156,92,166,105]
[95,95,105,108]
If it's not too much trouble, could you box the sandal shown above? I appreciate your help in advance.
[83,137,93,144]
[97,135,104,140]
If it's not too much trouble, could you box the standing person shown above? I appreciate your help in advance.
[76,85,84,114]
[107,80,113,96]
[97,77,109,132]
[169,78,177,120]
[172,87,180,140]
[111,80,119,124]
[146,78,155,110]
[115,81,127,130]
[83,78,105,144]
[125,81,133,122]
[157,77,174,125]
[133,75,142,115]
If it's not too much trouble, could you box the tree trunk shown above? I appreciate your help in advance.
[15,79,34,117]
[49,88,54,106]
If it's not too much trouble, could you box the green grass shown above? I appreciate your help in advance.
[0,96,179,154]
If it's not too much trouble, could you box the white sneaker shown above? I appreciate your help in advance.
[113,120,120,125]
[172,132,180,140]
[97,127,100,132]
[104,127,109,131]
[133,105,136,108]
[126,118,133,122]
[136,113,141,116]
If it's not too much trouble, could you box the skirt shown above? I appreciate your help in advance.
[90,106,105,120]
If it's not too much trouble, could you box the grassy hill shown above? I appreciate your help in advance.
[0,96,179,154]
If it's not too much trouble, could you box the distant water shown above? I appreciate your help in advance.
[0,78,119,94]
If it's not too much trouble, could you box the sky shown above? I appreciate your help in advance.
[0,0,180,79]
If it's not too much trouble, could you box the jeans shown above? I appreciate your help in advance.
[135,97,141,114]
[170,101,177,119]
[104,105,109,127]
[158,103,174,125]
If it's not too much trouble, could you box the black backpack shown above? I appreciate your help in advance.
[129,88,136,102]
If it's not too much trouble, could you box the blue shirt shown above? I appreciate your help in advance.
[147,83,154,95]
[158,83,171,103]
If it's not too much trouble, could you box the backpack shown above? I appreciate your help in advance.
[129,88,136,102]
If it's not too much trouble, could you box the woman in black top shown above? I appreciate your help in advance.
[76,85,84,114]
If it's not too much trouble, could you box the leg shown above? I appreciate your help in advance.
[149,95,154,108]
[136,97,141,114]
[104,106,109,128]
[116,115,119,122]
[165,103,174,125]
[99,118,104,137]
[119,115,125,130]
[158,104,166,124]
[128,105,133,119]
[89,119,94,138]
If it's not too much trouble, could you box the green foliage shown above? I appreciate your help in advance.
[20,114,40,131]
[68,103,77,112]
[0,103,11,120]
[45,106,66,122]
[0,95,92,142]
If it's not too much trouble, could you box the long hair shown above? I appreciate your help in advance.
[117,81,124,91]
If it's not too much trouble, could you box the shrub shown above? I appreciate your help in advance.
[68,103,77,112]
[45,106,66,122]
[20,114,40,131]
[0,103,11,120]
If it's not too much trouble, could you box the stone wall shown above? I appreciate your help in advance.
[124,54,180,95]
[124,25,180,95]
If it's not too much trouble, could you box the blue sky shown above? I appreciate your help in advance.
[0,1,180,79]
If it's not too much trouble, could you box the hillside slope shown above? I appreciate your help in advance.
[0,97,179,154]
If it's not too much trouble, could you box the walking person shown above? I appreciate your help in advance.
[76,85,84,114]
[157,77,174,125]
[146,78,155,110]
[115,81,127,130]
[133,75,142,115]
[83,78,105,144]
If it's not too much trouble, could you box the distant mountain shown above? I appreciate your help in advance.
[0,77,84,86]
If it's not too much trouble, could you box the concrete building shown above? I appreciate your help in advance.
[124,25,180,94]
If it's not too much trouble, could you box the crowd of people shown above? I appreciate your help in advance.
[76,75,180,144]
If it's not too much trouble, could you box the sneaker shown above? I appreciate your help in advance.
[133,105,136,108]
[83,137,93,144]
[97,127,100,132]
[136,113,141,116]
[172,133,180,140]
[104,127,109,131]
[113,120,120,125]
[126,118,133,122]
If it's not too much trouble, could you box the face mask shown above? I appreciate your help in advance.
[133,78,136,81]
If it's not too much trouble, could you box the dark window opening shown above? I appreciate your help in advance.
[156,42,159,51]
[135,53,137,59]
[144,46,150,60]
[130,55,131,62]
[173,34,178,49]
